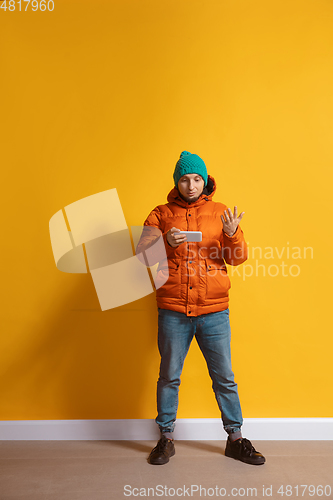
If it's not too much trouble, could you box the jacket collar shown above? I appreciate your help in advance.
[167,175,217,208]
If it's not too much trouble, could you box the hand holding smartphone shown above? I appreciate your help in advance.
[178,231,202,242]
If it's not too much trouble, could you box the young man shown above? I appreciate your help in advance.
[136,151,265,466]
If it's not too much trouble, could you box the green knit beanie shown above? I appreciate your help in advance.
[173,151,208,188]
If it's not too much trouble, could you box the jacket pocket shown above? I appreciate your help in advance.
[205,260,231,300]
[155,261,181,298]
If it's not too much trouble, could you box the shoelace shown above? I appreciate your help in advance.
[240,438,257,455]
[152,436,170,454]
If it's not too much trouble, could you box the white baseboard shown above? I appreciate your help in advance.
[0,418,332,440]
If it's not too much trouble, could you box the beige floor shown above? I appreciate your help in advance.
[0,440,332,499]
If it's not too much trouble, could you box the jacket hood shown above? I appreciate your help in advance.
[167,175,217,207]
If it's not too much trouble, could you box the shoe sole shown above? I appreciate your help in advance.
[148,448,175,465]
[225,449,265,465]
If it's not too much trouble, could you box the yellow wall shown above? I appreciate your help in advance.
[1,0,333,420]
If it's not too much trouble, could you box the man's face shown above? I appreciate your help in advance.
[177,173,205,203]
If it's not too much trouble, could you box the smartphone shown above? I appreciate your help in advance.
[178,231,202,242]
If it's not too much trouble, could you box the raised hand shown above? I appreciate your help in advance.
[221,206,245,237]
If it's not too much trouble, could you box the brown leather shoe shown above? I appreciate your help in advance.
[225,437,265,465]
[147,435,175,465]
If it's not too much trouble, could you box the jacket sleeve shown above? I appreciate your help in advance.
[222,225,248,266]
[135,207,175,266]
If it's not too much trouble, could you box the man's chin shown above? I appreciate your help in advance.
[181,194,198,203]
[186,195,200,203]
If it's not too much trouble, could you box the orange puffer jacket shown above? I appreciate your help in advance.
[136,175,248,317]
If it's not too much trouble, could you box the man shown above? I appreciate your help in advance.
[136,151,265,466]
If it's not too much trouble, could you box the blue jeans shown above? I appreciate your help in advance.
[156,308,243,436]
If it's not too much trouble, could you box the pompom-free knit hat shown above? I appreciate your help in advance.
[173,151,208,188]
